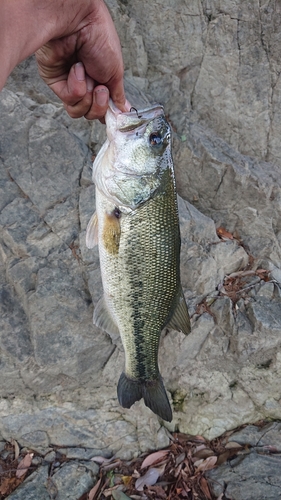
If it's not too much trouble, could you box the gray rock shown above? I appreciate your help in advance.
[208,422,281,499]
[6,465,50,500]
[208,451,281,500]
[230,422,281,450]
[51,462,94,500]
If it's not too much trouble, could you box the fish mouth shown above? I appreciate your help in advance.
[108,100,164,133]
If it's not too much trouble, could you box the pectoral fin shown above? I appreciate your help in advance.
[93,296,119,337]
[86,212,98,249]
[167,288,191,335]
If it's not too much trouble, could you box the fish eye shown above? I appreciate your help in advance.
[149,132,163,146]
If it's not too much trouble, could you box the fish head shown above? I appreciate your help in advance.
[107,101,171,175]
[93,101,173,210]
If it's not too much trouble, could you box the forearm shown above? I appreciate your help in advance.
[0,0,98,90]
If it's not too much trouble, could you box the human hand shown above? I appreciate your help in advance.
[35,0,130,120]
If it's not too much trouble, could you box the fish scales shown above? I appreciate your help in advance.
[86,101,191,422]
[99,168,179,382]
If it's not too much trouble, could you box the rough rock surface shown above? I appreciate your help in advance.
[1,0,281,498]
[207,422,281,499]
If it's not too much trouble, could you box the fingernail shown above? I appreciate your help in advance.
[124,99,131,111]
[86,76,94,92]
[74,62,85,81]
[95,88,109,107]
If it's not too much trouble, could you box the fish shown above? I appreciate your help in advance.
[86,101,191,422]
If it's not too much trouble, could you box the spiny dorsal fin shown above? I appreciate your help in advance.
[86,212,98,249]
[93,296,119,336]
[167,288,191,335]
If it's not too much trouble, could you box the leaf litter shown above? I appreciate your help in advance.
[0,442,35,498]
[0,421,276,499]
[79,430,252,500]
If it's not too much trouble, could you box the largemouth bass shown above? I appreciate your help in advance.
[86,101,190,422]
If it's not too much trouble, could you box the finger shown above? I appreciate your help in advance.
[49,62,89,107]
[107,78,131,113]
[49,63,99,119]
[84,86,109,120]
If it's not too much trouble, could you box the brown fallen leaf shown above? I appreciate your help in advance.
[200,476,212,500]
[216,227,234,240]
[11,439,20,460]
[193,448,215,459]
[16,452,34,478]
[88,478,101,500]
[196,455,217,472]
[0,477,21,496]
[146,484,167,499]
[91,456,116,465]
[135,467,160,491]
[140,450,169,469]
[225,441,242,449]
[174,452,186,467]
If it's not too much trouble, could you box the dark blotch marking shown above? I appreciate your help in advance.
[113,207,121,219]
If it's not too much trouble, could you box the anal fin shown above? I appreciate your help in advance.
[93,296,119,337]
[167,288,191,335]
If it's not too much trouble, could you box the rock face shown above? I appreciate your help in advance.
[1,0,281,468]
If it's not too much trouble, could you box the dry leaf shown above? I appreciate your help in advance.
[11,439,20,460]
[131,469,141,479]
[122,476,132,486]
[262,445,279,453]
[0,477,21,496]
[88,478,101,500]
[225,441,242,449]
[193,458,203,468]
[196,455,217,472]
[216,227,234,240]
[135,468,160,491]
[175,452,185,467]
[194,444,207,453]
[200,477,212,500]
[140,450,169,469]
[193,448,215,459]
[16,452,34,478]
[146,485,167,499]
[91,456,114,465]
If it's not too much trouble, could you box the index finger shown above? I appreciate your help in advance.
[107,78,131,113]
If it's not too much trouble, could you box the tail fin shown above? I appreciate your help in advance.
[117,372,172,422]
